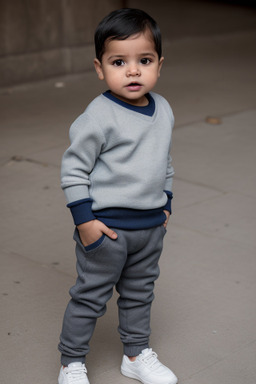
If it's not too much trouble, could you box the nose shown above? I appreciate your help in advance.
[126,63,141,77]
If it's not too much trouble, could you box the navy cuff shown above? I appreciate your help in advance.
[163,190,173,214]
[67,198,96,225]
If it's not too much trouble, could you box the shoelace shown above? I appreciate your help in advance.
[65,365,87,383]
[139,348,162,369]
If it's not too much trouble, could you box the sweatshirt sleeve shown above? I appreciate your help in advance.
[61,111,105,224]
[163,103,175,214]
[163,153,174,214]
[164,153,174,192]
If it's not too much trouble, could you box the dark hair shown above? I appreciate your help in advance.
[94,8,162,62]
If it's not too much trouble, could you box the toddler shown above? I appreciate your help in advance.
[58,8,177,384]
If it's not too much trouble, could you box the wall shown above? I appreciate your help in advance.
[0,0,123,87]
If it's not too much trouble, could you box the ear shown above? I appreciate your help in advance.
[94,58,104,80]
[158,57,164,77]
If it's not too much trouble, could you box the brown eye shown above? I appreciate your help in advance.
[140,58,151,65]
[113,59,125,66]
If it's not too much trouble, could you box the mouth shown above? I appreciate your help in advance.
[126,82,142,91]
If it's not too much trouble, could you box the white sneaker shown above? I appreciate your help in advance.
[58,362,90,384]
[121,348,178,384]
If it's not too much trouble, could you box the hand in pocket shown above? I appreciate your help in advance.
[77,219,118,247]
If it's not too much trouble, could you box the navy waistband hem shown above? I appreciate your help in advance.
[94,207,167,230]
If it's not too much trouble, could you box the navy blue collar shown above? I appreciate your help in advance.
[103,90,155,117]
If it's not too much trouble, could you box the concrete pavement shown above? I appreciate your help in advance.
[1,6,256,384]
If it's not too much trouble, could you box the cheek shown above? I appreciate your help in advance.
[146,71,159,85]
[105,71,121,88]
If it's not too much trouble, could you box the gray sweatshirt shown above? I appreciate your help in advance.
[61,91,174,229]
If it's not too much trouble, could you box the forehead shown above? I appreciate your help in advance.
[103,30,156,56]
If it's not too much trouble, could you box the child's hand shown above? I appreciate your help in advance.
[163,210,170,228]
[77,220,118,247]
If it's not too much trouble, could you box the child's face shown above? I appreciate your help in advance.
[94,30,164,106]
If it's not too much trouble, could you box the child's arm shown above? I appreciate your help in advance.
[77,220,118,247]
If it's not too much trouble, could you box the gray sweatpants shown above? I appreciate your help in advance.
[58,225,166,366]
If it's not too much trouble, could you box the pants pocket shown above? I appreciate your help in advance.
[161,224,167,236]
[84,234,106,252]
[74,228,106,254]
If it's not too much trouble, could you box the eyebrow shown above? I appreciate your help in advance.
[107,55,125,60]
[140,52,157,58]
